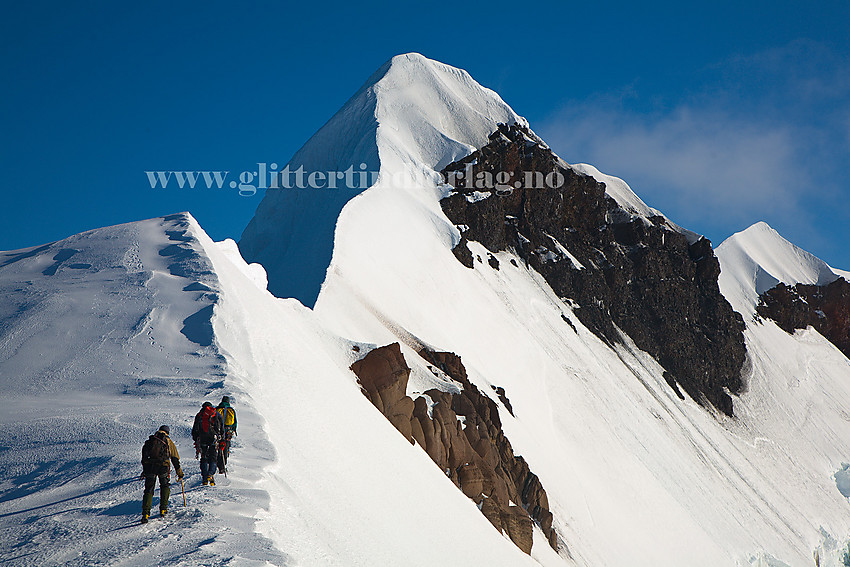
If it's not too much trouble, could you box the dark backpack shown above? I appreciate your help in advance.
[142,433,169,466]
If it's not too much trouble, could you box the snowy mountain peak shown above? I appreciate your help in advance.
[281,51,524,178]
[716,220,840,315]
[240,53,523,305]
[369,52,525,173]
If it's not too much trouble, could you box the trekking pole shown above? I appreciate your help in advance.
[180,477,187,507]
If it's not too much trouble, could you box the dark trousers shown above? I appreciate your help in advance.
[142,467,170,514]
[199,443,218,478]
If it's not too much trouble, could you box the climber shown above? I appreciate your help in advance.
[192,402,223,486]
[216,395,237,464]
[140,425,183,523]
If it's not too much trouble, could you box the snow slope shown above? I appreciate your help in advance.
[289,55,850,566]
[716,221,841,316]
[315,196,850,566]
[714,223,850,566]
[0,213,544,567]
[202,232,544,567]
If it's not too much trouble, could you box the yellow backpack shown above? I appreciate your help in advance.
[218,406,235,428]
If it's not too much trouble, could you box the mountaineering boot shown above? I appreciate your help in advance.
[208,475,215,486]
[160,509,167,517]
[202,476,208,486]
[142,492,154,518]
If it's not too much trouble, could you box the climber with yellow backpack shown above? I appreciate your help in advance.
[216,396,237,469]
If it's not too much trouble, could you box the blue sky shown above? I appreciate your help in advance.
[2,2,848,269]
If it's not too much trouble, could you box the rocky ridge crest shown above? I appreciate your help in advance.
[439,123,747,415]
[757,277,850,357]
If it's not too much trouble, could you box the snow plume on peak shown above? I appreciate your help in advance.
[239,53,523,306]
[716,220,840,315]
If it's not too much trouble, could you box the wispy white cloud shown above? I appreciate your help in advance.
[540,105,801,226]
[536,39,850,262]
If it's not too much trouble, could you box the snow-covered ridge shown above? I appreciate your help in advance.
[0,213,284,565]
[830,265,850,281]
[716,220,841,315]
[307,56,850,566]
[0,213,544,567]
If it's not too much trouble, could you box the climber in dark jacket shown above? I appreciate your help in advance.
[192,402,223,485]
[140,425,182,523]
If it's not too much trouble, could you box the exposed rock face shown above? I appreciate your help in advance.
[440,123,747,416]
[757,277,850,357]
[350,343,416,441]
[350,344,559,553]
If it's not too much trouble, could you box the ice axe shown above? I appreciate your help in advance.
[180,476,187,507]
[219,443,227,478]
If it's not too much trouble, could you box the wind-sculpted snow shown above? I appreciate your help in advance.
[0,214,219,395]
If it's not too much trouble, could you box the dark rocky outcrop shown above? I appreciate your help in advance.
[757,277,850,357]
[350,344,559,554]
[491,386,514,416]
[440,123,747,415]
